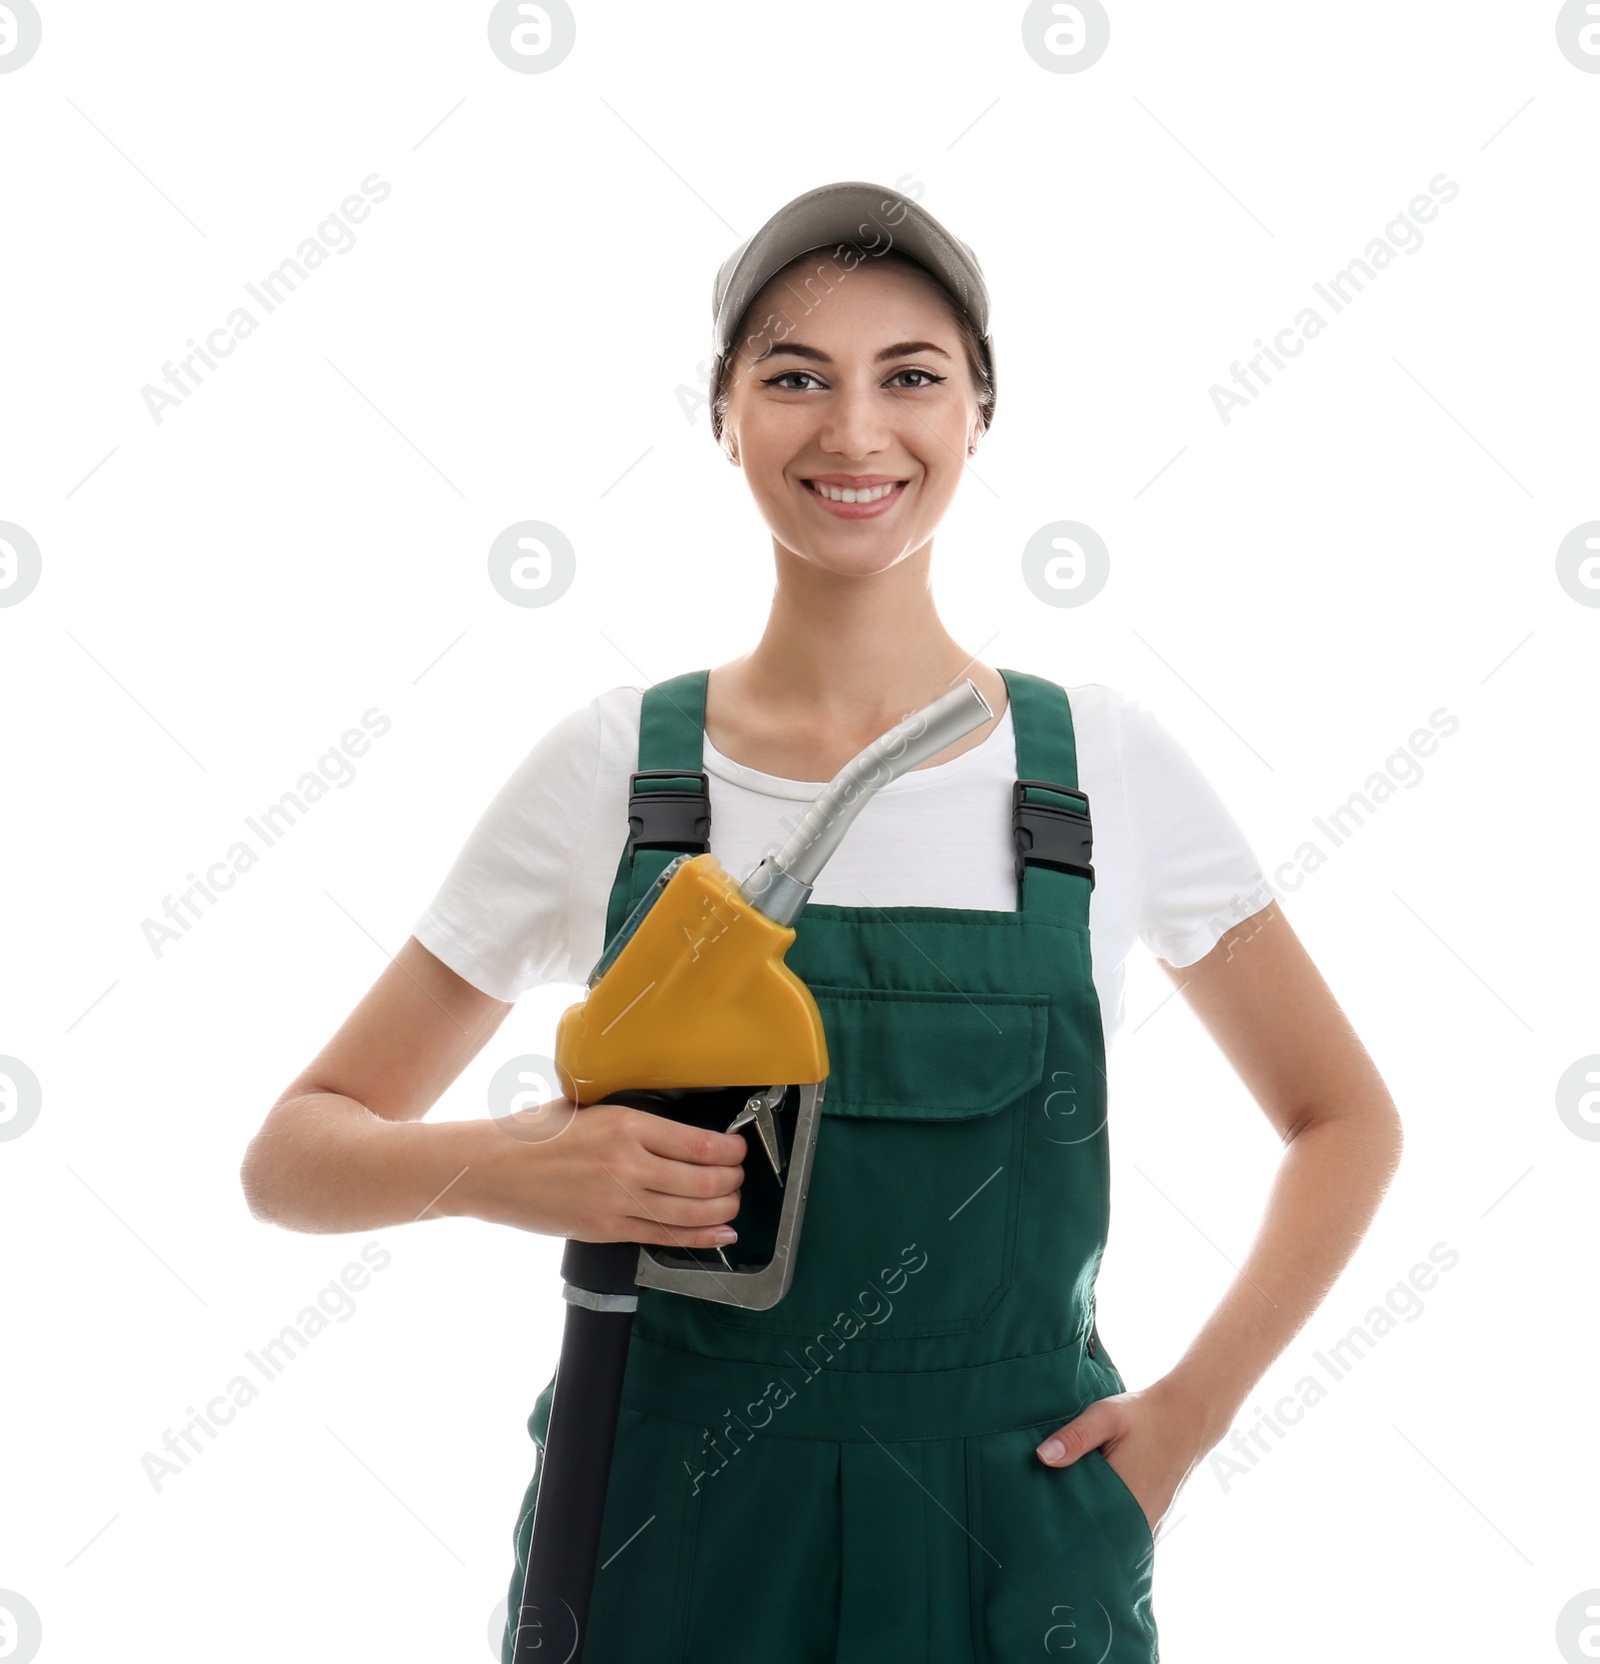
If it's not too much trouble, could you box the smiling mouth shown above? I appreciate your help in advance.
[801,479,909,505]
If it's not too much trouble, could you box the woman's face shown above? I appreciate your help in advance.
[720,253,982,579]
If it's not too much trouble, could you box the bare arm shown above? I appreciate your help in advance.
[240,936,517,1232]
[239,935,747,1244]
[1152,900,1404,1447]
[1035,900,1403,1528]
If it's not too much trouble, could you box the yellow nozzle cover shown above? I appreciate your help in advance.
[555,854,829,1105]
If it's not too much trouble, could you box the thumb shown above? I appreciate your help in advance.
[1036,1398,1123,1468]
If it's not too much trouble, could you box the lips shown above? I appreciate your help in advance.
[799,478,909,519]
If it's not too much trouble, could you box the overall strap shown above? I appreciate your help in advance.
[603,669,712,944]
[999,668,1095,926]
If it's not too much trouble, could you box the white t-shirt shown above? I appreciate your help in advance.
[411,681,1271,1047]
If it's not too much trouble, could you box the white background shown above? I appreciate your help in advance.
[2,3,1597,1660]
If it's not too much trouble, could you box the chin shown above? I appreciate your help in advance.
[783,539,914,578]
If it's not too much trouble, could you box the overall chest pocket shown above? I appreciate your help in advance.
[708,983,1050,1343]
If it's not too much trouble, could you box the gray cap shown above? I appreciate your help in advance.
[708,180,995,442]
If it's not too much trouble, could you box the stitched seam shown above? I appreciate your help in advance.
[633,1327,1095,1381]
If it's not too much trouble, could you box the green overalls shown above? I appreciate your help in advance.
[502,668,1159,1663]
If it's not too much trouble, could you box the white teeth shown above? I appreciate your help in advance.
[810,481,899,503]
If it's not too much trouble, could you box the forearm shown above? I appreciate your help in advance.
[241,1092,491,1234]
[1157,1098,1403,1450]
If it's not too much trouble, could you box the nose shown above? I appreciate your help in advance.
[815,367,894,460]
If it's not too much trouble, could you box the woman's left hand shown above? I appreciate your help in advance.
[1034,1376,1214,1539]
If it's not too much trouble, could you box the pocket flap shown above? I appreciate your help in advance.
[808,984,1050,1120]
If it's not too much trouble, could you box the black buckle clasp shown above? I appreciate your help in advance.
[1012,777,1094,889]
[627,769,711,865]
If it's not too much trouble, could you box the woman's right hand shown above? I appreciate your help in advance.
[459,1097,748,1247]
[243,939,749,1241]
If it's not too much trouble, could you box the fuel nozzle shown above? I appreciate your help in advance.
[737,677,995,927]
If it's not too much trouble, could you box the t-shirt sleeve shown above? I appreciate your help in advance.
[1119,693,1272,969]
[410,698,602,1001]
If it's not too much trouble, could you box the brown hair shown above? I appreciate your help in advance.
[712,244,994,455]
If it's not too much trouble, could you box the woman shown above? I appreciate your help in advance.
[241,182,1403,1662]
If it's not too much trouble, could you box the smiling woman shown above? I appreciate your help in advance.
[704,240,997,600]
[240,178,1402,1664]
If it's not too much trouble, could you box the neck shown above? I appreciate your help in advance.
[732,537,983,730]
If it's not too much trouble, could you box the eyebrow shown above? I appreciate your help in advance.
[752,339,954,366]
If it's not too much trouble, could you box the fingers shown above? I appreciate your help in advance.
[639,1146,746,1200]
[599,1143,745,1248]
[621,1177,743,1234]
[626,1108,748,1169]
[580,1104,750,1247]
[568,1195,740,1250]
[1036,1396,1128,1466]
[627,1211,741,1250]
[615,1182,743,1248]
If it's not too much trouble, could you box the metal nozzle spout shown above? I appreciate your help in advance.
[737,677,995,927]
